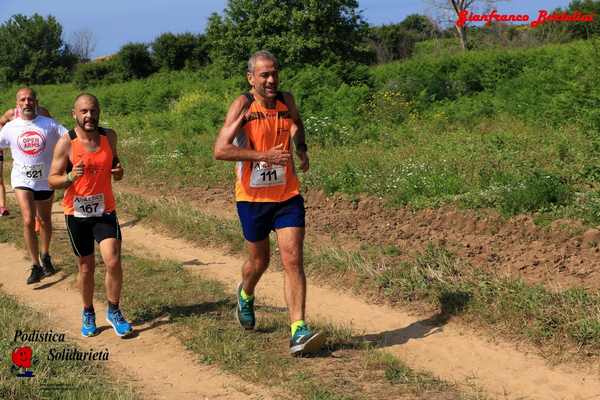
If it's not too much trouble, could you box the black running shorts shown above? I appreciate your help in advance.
[14,186,54,201]
[65,211,121,257]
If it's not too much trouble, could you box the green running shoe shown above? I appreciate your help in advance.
[290,324,325,356]
[235,282,255,330]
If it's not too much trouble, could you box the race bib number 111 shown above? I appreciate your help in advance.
[250,162,286,188]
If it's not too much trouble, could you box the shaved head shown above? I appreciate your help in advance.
[74,93,99,108]
[72,92,100,132]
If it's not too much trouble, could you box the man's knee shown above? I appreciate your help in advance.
[249,254,270,270]
[282,259,304,274]
[104,255,121,272]
[22,214,36,228]
[78,257,95,274]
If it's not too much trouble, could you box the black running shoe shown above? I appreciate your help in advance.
[27,265,44,284]
[40,254,56,277]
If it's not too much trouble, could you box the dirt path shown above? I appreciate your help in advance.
[3,193,600,399]
[119,211,600,400]
[0,215,274,400]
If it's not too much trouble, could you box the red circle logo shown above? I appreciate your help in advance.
[17,131,46,156]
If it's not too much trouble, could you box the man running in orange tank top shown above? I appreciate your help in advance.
[214,50,323,356]
[49,93,133,338]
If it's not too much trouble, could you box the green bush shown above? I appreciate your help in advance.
[152,32,208,71]
[498,172,572,215]
[72,59,121,88]
[116,43,156,80]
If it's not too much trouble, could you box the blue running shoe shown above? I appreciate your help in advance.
[235,282,255,330]
[81,310,97,337]
[289,324,326,356]
[106,308,133,337]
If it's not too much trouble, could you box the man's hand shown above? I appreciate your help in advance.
[111,162,124,181]
[296,150,309,172]
[263,143,291,166]
[72,161,85,179]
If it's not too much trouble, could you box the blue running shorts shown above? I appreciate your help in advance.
[236,195,305,242]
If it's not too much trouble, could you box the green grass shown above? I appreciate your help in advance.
[115,192,600,360]
[2,39,600,222]
[309,244,600,359]
[0,293,138,400]
[0,198,481,400]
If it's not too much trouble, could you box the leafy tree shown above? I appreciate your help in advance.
[72,59,122,88]
[399,14,440,37]
[205,0,373,74]
[567,0,600,38]
[116,43,156,80]
[152,32,208,71]
[369,15,439,63]
[0,14,77,85]
[368,25,419,63]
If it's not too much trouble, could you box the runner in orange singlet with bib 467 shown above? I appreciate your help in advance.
[49,93,133,338]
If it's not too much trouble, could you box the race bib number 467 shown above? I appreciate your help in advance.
[73,194,105,218]
[250,162,286,188]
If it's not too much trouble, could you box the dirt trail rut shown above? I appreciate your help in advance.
[120,212,600,400]
[0,211,274,400]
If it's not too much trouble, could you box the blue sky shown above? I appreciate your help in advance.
[0,0,572,58]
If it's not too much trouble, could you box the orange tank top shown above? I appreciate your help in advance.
[63,128,116,216]
[234,92,300,202]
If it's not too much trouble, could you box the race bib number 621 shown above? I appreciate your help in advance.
[21,164,44,181]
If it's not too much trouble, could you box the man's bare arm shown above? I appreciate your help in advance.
[105,129,124,181]
[283,92,307,153]
[213,96,291,166]
[283,92,309,172]
[48,135,73,189]
[0,109,14,129]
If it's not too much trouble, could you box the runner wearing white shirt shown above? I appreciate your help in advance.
[0,88,67,284]
[0,105,51,222]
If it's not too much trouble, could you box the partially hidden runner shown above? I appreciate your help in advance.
[0,104,51,218]
[0,88,64,283]
[214,50,324,356]
[48,93,133,338]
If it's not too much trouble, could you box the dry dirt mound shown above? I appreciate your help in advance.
[159,184,600,290]
[303,190,600,290]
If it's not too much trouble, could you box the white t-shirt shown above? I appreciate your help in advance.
[0,116,68,191]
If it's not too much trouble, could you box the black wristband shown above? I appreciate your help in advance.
[296,143,307,153]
